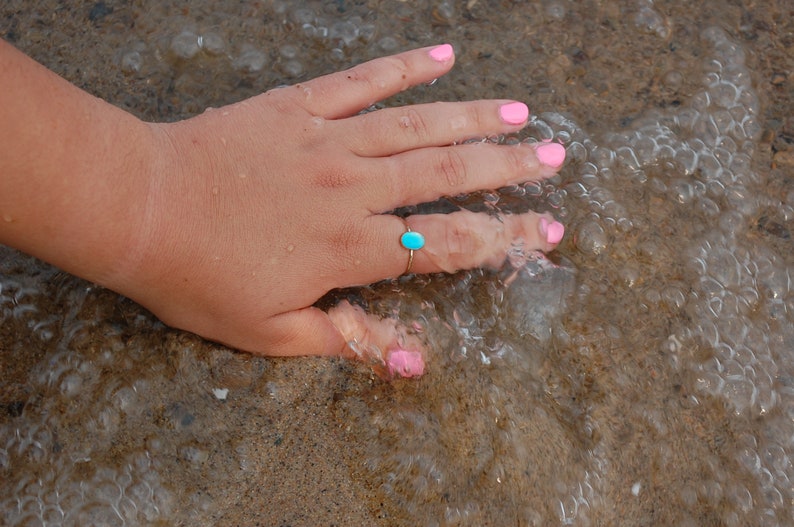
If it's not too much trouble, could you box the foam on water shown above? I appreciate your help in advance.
[335,14,793,527]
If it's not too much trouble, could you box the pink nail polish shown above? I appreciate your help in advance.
[429,44,454,62]
[499,102,529,125]
[535,142,566,168]
[387,349,425,378]
[547,221,565,244]
[539,217,565,244]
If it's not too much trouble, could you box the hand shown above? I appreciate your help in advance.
[112,44,566,358]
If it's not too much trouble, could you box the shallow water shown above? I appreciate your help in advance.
[2,1,794,525]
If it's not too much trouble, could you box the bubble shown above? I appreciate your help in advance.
[668,179,693,204]
[697,197,721,217]
[358,24,376,43]
[575,220,608,256]
[736,88,760,115]
[634,6,669,38]
[330,20,359,46]
[661,286,686,310]
[692,91,712,112]
[233,45,267,73]
[693,114,721,145]
[290,7,315,25]
[279,44,298,59]
[673,147,698,175]
[711,81,739,108]
[724,185,758,217]
[545,1,566,21]
[60,373,83,397]
[120,50,143,73]
[633,135,658,164]
[378,36,399,52]
[170,30,200,59]
[740,115,763,141]
[656,71,682,94]
[614,146,640,170]
[198,31,226,55]
[525,120,552,144]
[281,60,304,77]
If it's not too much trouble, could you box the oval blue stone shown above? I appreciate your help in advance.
[401,231,425,251]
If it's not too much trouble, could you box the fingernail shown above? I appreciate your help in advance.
[429,43,454,62]
[534,142,566,168]
[387,349,425,378]
[539,217,565,244]
[499,102,529,125]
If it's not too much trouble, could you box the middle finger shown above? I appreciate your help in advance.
[363,140,566,212]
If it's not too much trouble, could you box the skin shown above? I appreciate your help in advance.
[0,40,564,360]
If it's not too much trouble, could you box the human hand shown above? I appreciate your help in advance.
[114,44,566,359]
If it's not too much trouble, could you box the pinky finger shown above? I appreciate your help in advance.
[328,300,426,379]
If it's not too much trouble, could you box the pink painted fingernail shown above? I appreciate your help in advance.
[387,349,425,378]
[539,217,565,244]
[534,142,566,168]
[429,43,454,62]
[499,102,529,125]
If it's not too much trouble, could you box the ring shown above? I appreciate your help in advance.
[400,220,425,275]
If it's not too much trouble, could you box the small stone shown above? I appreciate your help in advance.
[771,72,787,86]
[88,2,112,22]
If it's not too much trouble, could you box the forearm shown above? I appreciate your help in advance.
[0,39,156,288]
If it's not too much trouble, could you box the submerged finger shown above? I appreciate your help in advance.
[328,300,426,379]
[406,210,565,274]
[344,210,564,286]
[340,100,531,156]
[282,44,456,119]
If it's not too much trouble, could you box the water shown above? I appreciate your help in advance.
[2,0,793,525]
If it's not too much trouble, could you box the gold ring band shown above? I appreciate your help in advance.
[402,221,415,275]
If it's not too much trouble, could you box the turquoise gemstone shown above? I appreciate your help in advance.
[401,231,425,250]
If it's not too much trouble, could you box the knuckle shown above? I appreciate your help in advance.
[436,149,468,188]
[443,220,480,257]
[329,223,368,259]
[311,167,356,190]
[382,55,411,81]
[398,108,430,141]
[346,55,410,91]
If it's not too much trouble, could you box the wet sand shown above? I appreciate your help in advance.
[2,1,794,526]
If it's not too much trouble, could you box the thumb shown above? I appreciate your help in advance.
[258,307,349,357]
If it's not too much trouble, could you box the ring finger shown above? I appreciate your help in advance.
[349,210,565,285]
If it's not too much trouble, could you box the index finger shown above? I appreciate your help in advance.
[283,44,456,119]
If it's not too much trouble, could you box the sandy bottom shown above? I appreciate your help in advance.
[2,1,794,526]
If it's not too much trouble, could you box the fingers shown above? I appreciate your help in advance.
[364,141,566,212]
[285,44,456,119]
[341,100,531,156]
